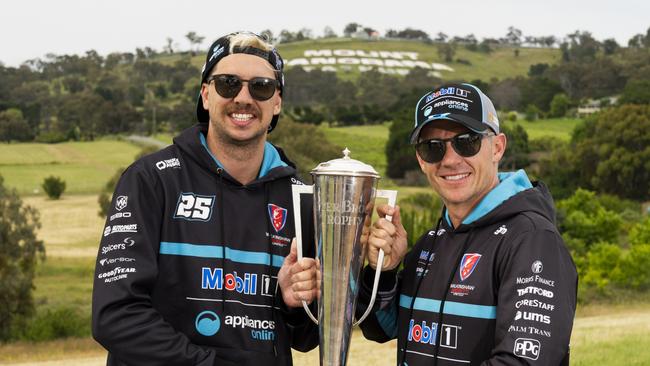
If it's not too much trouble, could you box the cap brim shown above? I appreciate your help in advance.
[409,114,489,144]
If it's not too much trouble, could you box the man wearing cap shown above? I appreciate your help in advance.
[92,32,318,366]
[354,83,578,365]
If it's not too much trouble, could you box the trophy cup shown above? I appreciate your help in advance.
[292,148,397,366]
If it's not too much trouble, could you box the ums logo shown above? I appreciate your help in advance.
[195,311,220,336]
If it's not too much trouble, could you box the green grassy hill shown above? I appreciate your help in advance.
[0,139,141,195]
[277,38,561,82]
[171,38,560,82]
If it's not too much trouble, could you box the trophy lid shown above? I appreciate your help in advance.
[311,148,380,178]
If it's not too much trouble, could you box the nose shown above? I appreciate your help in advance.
[439,140,463,166]
[232,81,254,104]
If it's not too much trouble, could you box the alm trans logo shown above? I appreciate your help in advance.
[195,311,220,336]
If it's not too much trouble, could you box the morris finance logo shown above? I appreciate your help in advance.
[514,338,541,360]
[532,260,544,274]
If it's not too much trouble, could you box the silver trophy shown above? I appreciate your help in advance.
[292,148,397,366]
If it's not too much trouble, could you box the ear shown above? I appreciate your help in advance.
[492,133,507,164]
[200,83,210,110]
[273,93,282,115]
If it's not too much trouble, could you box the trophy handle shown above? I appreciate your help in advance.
[291,184,319,324]
[354,189,397,326]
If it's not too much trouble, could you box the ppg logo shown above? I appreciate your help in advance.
[195,311,220,336]
[407,319,438,345]
[514,338,541,360]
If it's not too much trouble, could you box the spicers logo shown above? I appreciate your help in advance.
[459,253,482,281]
[268,204,287,232]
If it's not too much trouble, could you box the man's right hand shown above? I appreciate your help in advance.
[367,204,407,271]
[277,239,320,308]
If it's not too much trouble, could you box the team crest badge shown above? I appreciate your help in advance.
[268,204,287,232]
[459,253,482,281]
[115,196,128,211]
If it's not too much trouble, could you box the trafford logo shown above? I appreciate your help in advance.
[268,204,287,233]
[459,253,482,281]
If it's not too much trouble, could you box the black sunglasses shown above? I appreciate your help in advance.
[415,132,492,163]
[207,74,279,101]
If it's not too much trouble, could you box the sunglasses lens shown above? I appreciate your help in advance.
[248,78,277,101]
[452,133,483,157]
[214,75,242,98]
[416,141,446,163]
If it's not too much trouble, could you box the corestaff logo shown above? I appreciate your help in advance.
[459,253,482,281]
[268,204,287,232]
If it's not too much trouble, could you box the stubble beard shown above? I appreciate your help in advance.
[209,108,268,160]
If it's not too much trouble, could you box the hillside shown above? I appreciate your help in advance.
[164,38,561,82]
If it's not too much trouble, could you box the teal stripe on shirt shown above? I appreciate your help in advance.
[160,241,284,268]
[399,295,497,319]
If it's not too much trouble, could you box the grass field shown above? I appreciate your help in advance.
[0,140,140,196]
[510,117,582,141]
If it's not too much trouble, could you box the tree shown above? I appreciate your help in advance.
[506,26,522,46]
[557,189,623,253]
[0,108,34,142]
[386,112,419,179]
[164,37,174,54]
[322,26,337,38]
[565,105,650,201]
[0,174,45,341]
[435,32,448,43]
[500,123,530,170]
[619,79,650,105]
[602,38,619,55]
[549,93,571,117]
[343,23,360,37]
[185,31,205,55]
[437,43,456,62]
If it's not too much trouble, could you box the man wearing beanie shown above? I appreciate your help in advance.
[353,83,578,365]
[92,31,318,366]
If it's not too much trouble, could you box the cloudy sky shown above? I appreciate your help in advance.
[1,0,648,66]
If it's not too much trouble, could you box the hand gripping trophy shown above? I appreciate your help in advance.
[292,148,397,366]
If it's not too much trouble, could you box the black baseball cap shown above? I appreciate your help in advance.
[196,32,285,132]
[409,83,499,143]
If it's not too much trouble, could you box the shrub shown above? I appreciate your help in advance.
[15,307,90,341]
[41,176,66,200]
[35,131,67,144]
[398,192,442,249]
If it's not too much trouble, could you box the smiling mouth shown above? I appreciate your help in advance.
[442,173,470,181]
[230,113,254,122]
